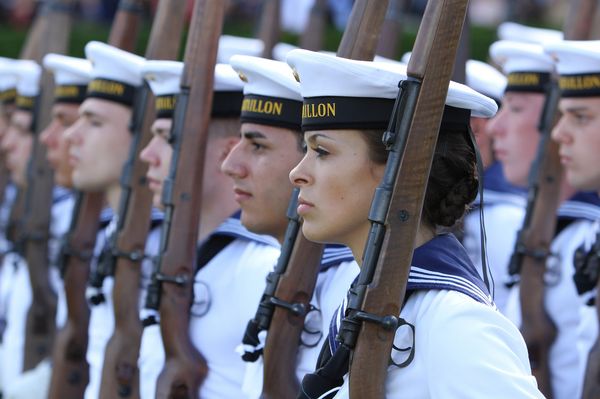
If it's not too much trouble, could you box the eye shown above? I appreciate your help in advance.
[90,119,103,128]
[309,144,329,158]
[574,113,591,125]
[251,141,265,151]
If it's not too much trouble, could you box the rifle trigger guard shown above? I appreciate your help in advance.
[268,296,308,317]
[154,272,188,286]
[354,310,399,331]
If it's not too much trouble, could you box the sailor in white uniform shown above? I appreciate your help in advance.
[489,38,600,399]
[220,55,360,398]
[0,58,76,397]
[543,39,600,397]
[286,49,543,398]
[56,41,158,399]
[138,59,268,399]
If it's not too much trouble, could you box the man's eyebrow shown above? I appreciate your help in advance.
[242,131,266,140]
[561,105,590,114]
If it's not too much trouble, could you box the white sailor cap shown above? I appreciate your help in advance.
[0,57,18,104]
[217,35,265,64]
[286,49,497,131]
[230,55,302,130]
[466,60,507,103]
[85,41,145,106]
[43,53,92,104]
[498,22,563,45]
[490,40,554,93]
[272,42,299,62]
[142,60,244,119]
[544,40,600,97]
[401,53,506,102]
[14,60,42,111]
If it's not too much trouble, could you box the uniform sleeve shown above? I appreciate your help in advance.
[423,291,543,399]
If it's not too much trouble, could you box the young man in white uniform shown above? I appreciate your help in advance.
[222,55,358,397]
[489,39,600,399]
[0,58,76,397]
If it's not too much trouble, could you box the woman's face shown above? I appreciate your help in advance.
[289,129,385,251]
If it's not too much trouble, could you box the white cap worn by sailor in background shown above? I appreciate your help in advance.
[43,54,92,86]
[544,40,600,98]
[466,60,507,102]
[14,60,42,98]
[497,22,563,45]
[218,35,265,64]
[230,55,302,130]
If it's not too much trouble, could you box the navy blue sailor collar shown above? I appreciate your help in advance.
[320,244,354,273]
[205,210,279,248]
[558,191,600,223]
[407,233,493,306]
[52,186,73,204]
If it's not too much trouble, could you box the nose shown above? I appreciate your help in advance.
[39,119,59,147]
[64,117,84,146]
[485,106,506,139]
[221,140,247,179]
[289,153,311,187]
[1,127,17,154]
[140,136,161,167]
[551,115,570,145]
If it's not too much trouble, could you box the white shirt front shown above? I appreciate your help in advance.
[332,289,542,398]
[189,238,279,399]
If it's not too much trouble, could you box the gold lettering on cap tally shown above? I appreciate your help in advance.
[16,96,34,109]
[507,73,540,87]
[156,96,176,111]
[55,85,80,98]
[559,75,600,91]
[302,102,336,119]
[88,80,125,96]
[241,98,283,116]
[0,88,16,102]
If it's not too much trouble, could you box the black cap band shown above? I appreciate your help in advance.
[16,95,36,111]
[302,96,395,131]
[301,96,471,132]
[559,73,600,97]
[155,94,176,119]
[240,94,302,130]
[0,88,16,105]
[54,84,87,104]
[212,91,243,117]
[155,91,244,120]
[505,71,551,93]
[87,78,137,107]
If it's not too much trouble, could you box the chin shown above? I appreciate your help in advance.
[301,223,332,244]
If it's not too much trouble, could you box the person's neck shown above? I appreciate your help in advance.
[197,183,239,243]
[106,184,122,214]
[558,178,576,204]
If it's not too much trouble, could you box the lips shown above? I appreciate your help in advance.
[297,196,314,216]
[233,187,252,203]
[146,176,162,192]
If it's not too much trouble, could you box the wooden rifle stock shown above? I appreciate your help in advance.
[48,1,145,397]
[507,2,597,397]
[336,1,469,397]
[509,81,561,398]
[299,0,328,51]
[148,1,224,397]
[257,0,281,59]
[21,0,75,371]
[375,0,405,60]
[99,1,186,397]
[260,1,389,397]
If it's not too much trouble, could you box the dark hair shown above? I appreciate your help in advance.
[361,126,479,228]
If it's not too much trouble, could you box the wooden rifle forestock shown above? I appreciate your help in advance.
[299,0,328,51]
[257,0,281,59]
[347,1,469,397]
[98,1,186,398]
[154,1,224,398]
[515,81,561,398]
[261,1,389,397]
[48,1,145,398]
[21,0,75,372]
